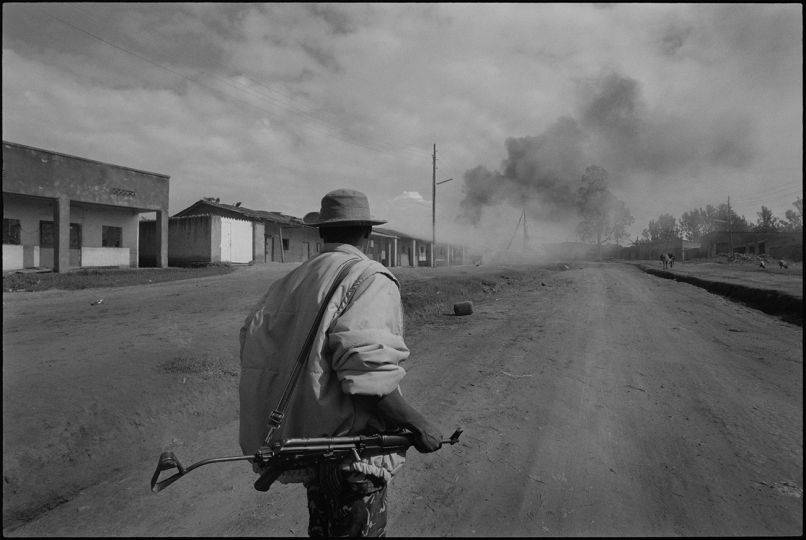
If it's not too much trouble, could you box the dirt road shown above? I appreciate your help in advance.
[3,263,802,536]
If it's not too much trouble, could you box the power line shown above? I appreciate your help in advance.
[730,190,802,208]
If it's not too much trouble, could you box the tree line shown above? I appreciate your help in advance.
[568,164,801,248]
[635,196,803,245]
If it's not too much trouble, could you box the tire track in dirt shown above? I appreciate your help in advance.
[389,263,802,537]
[4,263,801,536]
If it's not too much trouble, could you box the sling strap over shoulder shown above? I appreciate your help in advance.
[262,257,362,446]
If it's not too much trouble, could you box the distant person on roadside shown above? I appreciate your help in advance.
[239,188,443,537]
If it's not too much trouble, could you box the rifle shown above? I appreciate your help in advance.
[150,427,462,493]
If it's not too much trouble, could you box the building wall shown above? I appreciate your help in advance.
[262,221,282,262]
[3,141,170,271]
[81,247,131,267]
[617,239,685,261]
[2,245,24,271]
[71,204,139,266]
[140,215,214,266]
[171,215,215,265]
[701,231,803,261]
[366,234,398,266]
[141,215,271,266]
[394,237,433,267]
[3,192,139,270]
[175,203,320,264]
[397,238,419,267]
[252,222,265,263]
[274,225,321,263]
[220,217,253,263]
[2,142,168,211]
[170,201,470,268]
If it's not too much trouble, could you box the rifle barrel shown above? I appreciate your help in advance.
[280,433,411,446]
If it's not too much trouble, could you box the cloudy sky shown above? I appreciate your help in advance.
[2,3,802,248]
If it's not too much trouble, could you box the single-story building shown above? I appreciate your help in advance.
[140,198,470,268]
[139,214,255,266]
[2,141,169,272]
[700,231,802,261]
[172,198,323,264]
[139,199,322,266]
[617,239,702,262]
[365,227,400,267]
[394,231,431,267]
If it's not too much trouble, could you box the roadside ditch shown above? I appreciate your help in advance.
[637,265,802,326]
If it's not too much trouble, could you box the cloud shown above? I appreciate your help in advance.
[393,191,429,206]
[2,3,801,243]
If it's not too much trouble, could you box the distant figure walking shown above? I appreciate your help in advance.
[668,253,675,268]
[660,253,672,270]
[759,259,767,270]
[779,259,789,270]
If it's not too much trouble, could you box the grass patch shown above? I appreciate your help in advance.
[159,355,239,378]
[3,264,235,292]
[399,266,562,323]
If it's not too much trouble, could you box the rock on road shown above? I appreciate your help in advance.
[6,263,802,537]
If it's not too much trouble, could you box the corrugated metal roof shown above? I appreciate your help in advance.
[175,199,305,225]
[174,200,437,243]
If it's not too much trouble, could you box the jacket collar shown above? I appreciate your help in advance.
[321,243,368,259]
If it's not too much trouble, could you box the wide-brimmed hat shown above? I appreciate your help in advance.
[303,188,387,227]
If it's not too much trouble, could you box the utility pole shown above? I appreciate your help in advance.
[432,144,436,268]
[727,196,734,257]
[522,208,528,251]
[431,145,453,268]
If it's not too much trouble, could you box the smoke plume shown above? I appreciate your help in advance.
[457,71,758,229]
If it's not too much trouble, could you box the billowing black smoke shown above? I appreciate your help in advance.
[458,71,757,226]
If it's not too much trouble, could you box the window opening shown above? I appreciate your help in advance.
[102,226,123,247]
[3,218,21,245]
[40,221,81,248]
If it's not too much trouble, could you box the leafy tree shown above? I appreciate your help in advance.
[647,201,752,244]
[678,203,750,240]
[754,206,782,232]
[678,207,710,242]
[720,203,750,232]
[610,199,635,247]
[782,196,803,232]
[704,203,749,234]
[575,165,634,256]
[641,213,679,242]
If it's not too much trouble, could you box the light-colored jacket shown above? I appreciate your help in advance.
[239,243,409,480]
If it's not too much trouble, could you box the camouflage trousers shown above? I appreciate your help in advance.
[304,464,388,537]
